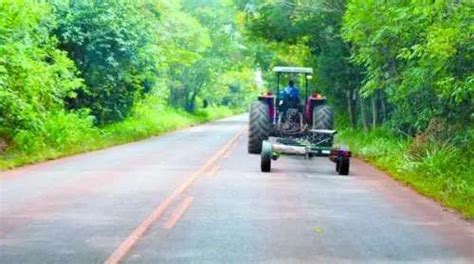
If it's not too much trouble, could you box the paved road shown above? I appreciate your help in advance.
[1,115,473,263]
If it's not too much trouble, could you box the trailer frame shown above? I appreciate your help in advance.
[260,129,351,175]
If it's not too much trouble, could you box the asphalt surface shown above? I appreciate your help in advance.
[0,114,473,263]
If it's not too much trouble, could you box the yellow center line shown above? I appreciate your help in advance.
[104,126,246,264]
[163,196,194,229]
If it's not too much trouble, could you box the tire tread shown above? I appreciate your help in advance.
[248,101,271,154]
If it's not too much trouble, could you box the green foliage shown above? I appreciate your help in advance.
[207,67,259,108]
[102,94,236,143]
[240,0,363,125]
[159,0,258,110]
[53,0,159,124]
[12,110,99,154]
[343,0,473,134]
[0,95,239,169]
[0,0,251,168]
[0,0,82,135]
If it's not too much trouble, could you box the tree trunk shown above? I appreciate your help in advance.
[371,93,378,129]
[186,79,206,112]
[360,97,369,132]
[169,86,176,106]
[346,89,357,128]
[0,137,7,154]
[379,90,387,122]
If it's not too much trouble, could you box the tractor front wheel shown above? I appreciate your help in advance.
[248,101,271,154]
[338,158,350,175]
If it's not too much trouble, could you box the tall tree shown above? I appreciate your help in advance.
[54,0,159,124]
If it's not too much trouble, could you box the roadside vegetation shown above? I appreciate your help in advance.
[0,0,260,169]
[239,0,473,218]
[338,126,473,218]
[1,0,472,217]
[0,102,237,169]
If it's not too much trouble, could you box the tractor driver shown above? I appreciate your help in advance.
[278,80,301,111]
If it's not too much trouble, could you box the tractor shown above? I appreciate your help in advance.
[248,66,351,175]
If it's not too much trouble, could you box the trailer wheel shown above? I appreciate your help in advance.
[261,141,272,172]
[312,105,333,130]
[338,158,349,175]
[248,101,271,154]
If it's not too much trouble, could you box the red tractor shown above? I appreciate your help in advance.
[248,66,350,175]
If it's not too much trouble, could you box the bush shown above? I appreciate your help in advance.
[0,0,82,136]
[12,110,99,154]
[103,95,240,143]
[0,95,239,170]
[104,97,193,143]
[53,1,159,124]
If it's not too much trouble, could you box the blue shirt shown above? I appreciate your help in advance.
[283,86,299,98]
[279,86,300,107]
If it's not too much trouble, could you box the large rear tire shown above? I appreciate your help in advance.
[312,105,333,130]
[261,141,272,172]
[248,101,271,154]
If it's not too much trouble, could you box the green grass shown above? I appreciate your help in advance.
[337,127,474,219]
[0,102,240,170]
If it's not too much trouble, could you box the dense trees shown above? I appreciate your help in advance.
[166,0,258,110]
[240,0,363,127]
[1,0,472,154]
[343,0,473,136]
[0,0,259,151]
[0,1,81,136]
[153,0,212,109]
[241,0,472,139]
[54,1,159,124]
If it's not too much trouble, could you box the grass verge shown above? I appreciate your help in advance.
[0,102,240,170]
[337,128,474,219]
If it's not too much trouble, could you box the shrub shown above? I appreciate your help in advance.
[13,110,99,154]
[337,127,474,218]
[53,0,159,124]
[0,0,82,136]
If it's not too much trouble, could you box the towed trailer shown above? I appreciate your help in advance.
[260,130,351,175]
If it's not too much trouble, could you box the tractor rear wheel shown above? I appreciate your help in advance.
[248,101,271,154]
[312,105,333,130]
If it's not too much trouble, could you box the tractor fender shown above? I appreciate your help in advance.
[258,95,275,122]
